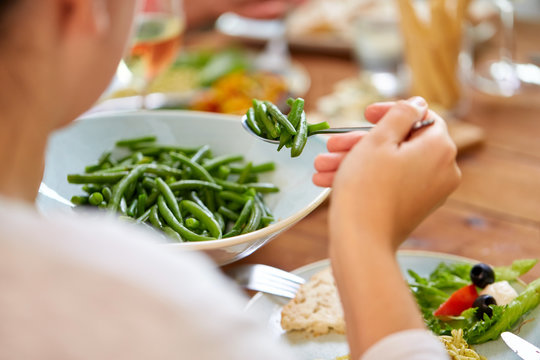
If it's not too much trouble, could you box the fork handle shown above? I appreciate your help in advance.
[310,126,376,135]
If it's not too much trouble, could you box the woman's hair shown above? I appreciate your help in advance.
[0,0,17,20]
[0,0,18,38]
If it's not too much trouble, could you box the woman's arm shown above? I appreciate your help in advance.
[314,97,461,359]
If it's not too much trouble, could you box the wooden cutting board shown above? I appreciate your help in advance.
[447,120,486,154]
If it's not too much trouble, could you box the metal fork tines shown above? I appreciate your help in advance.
[224,264,306,298]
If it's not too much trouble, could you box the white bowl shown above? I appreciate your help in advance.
[38,110,330,265]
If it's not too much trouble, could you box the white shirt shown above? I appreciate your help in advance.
[0,198,448,359]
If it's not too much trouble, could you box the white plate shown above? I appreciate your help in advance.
[245,250,540,360]
[38,110,330,265]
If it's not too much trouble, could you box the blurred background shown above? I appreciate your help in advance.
[95,0,539,129]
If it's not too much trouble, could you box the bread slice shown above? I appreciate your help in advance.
[280,267,345,336]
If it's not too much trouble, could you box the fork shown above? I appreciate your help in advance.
[224,264,305,298]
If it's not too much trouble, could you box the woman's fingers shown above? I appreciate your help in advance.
[314,152,346,172]
[312,171,335,188]
[364,101,395,124]
[406,110,447,141]
[327,132,367,152]
[370,97,428,144]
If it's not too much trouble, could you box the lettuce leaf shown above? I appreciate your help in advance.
[495,259,538,282]
[408,259,539,344]
[468,278,540,344]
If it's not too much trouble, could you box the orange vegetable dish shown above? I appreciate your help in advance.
[191,71,288,114]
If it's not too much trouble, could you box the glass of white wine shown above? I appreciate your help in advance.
[123,0,185,109]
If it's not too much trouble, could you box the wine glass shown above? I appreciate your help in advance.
[468,0,520,97]
[123,0,185,109]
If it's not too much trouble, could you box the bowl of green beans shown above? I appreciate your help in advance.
[38,110,330,265]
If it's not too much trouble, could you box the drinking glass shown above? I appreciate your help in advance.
[122,0,185,109]
[352,1,406,98]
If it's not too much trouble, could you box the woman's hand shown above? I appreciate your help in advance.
[314,97,461,249]
[315,98,461,358]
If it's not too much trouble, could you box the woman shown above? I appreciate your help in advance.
[0,0,460,359]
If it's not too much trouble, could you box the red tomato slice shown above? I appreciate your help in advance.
[433,284,478,317]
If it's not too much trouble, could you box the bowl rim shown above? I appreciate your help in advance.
[70,110,331,250]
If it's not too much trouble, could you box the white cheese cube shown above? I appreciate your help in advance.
[480,281,518,306]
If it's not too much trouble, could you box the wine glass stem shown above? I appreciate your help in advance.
[140,86,148,110]
[496,0,515,65]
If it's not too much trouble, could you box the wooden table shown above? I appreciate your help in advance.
[187,22,540,282]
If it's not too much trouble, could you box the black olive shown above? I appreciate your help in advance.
[470,263,495,288]
[473,294,497,319]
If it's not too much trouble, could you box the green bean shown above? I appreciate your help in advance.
[204,188,216,212]
[253,99,279,139]
[185,217,200,230]
[89,192,104,206]
[70,136,278,240]
[189,191,214,217]
[214,211,226,232]
[84,151,112,173]
[245,182,279,193]
[286,98,295,107]
[307,121,330,135]
[245,107,262,136]
[203,154,243,171]
[168,180,222,192]
[223,229,240,238]
[229,162,275,174]
[125,181,137,201]
[136,208,152,223]
[108,165,148,212]
[245,174,259,183]
[264,101,297,135]
[67,172,129,184]
[163,226,183,242]
[158,196,214,242]
[219,191,250,204]
[261,215,274,226]
[237,162,252,184]
[145,187,159,208]
[241,201,262,234]
[137,193,147,216]
[115,135,157,147]
[214,178,248,193]
[155,177,182,222]
[131,152,144,164]
[138,156,154,164]
[170,152,215,183]
[82,185,102,194]
[216,165,231,180]
[149,205,163,229]
[278,98,304,151]
[218,206,239,221]
[144,164,183,178]
[137,144,199,156]
[101,187,112,202]
[291,111,308,158]
[94,166,130,174]
[191,145,211,164]
[227,202,242,211]
[136,182,146,197]
[142,177,156,190]
[127,199,138,217]
[256,193,273,218]
[119,197,128,215]
[71,195,88,205]
[232,198,254,232]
